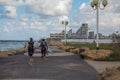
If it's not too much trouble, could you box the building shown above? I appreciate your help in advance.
[95,33,103,39]
[50,23,90,39]
[76,23,88,38]
[89,31,94,39]
[50,30,65,39]
[50,33,64,39]
[67,29,72,38]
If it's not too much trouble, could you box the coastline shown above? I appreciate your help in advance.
[0,48,27,57]
[0,45,39,57]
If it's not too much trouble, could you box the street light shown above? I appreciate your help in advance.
[61,20,69,44]
[90,0,108,50]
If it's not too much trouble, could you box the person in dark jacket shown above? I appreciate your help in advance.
[28,38,34,65]
[39,39,48,58]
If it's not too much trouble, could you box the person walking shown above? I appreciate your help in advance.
[28,38,34,65]
[39,39,48,58]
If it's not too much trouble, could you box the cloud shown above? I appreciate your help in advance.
[3,27,9,32]
[26,0,72,17]
[4,6,17,18]
[0,0,24,6]
[59,15,69,22]
[1,0,119,40]
[0,0,72,17]
[79,3,86,10]
[72,0,120,35]
[0,0,73,39]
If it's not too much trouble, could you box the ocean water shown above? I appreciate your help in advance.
[0,39,113,51]
[0,41,40,51]
[0,41,25,51]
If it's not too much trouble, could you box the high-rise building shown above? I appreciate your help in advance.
[67,29,72,38]
[95,33,103,39]
[76,23,88,38]
[89,31,94,39]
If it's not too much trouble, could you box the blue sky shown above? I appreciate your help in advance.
[0,0,120,40]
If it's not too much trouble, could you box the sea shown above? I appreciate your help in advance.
[0,41,26,51]
[0,39,113,51]
[0,40,40,51]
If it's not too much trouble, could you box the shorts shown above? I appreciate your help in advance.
[28,47,34,56]
[28,52,33,56]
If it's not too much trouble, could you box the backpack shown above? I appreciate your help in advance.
[28,42,34,49]
[40,41,47,50]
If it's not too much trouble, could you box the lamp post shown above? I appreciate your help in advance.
[61,20,69,44]
[90,0,108,50]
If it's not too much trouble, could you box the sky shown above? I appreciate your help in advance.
[0,0,120,40]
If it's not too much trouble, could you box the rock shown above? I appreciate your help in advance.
[81,49,112,60]
[100,67,120,80]
[70,48,80,54]
[0,53,8,57]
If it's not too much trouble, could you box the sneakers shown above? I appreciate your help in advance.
[28,62,33,65]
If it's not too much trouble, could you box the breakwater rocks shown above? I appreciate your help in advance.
[0,48,27,57]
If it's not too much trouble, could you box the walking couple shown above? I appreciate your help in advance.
[28,38,48,65]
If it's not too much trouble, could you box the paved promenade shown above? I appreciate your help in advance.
[86,60,120,73]
[0,46,99,80]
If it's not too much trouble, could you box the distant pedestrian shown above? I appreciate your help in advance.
[39,39,48,58]
[28,38,34,65]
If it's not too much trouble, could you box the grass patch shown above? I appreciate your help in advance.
[65,43,120,61]
[65,43,96,49]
